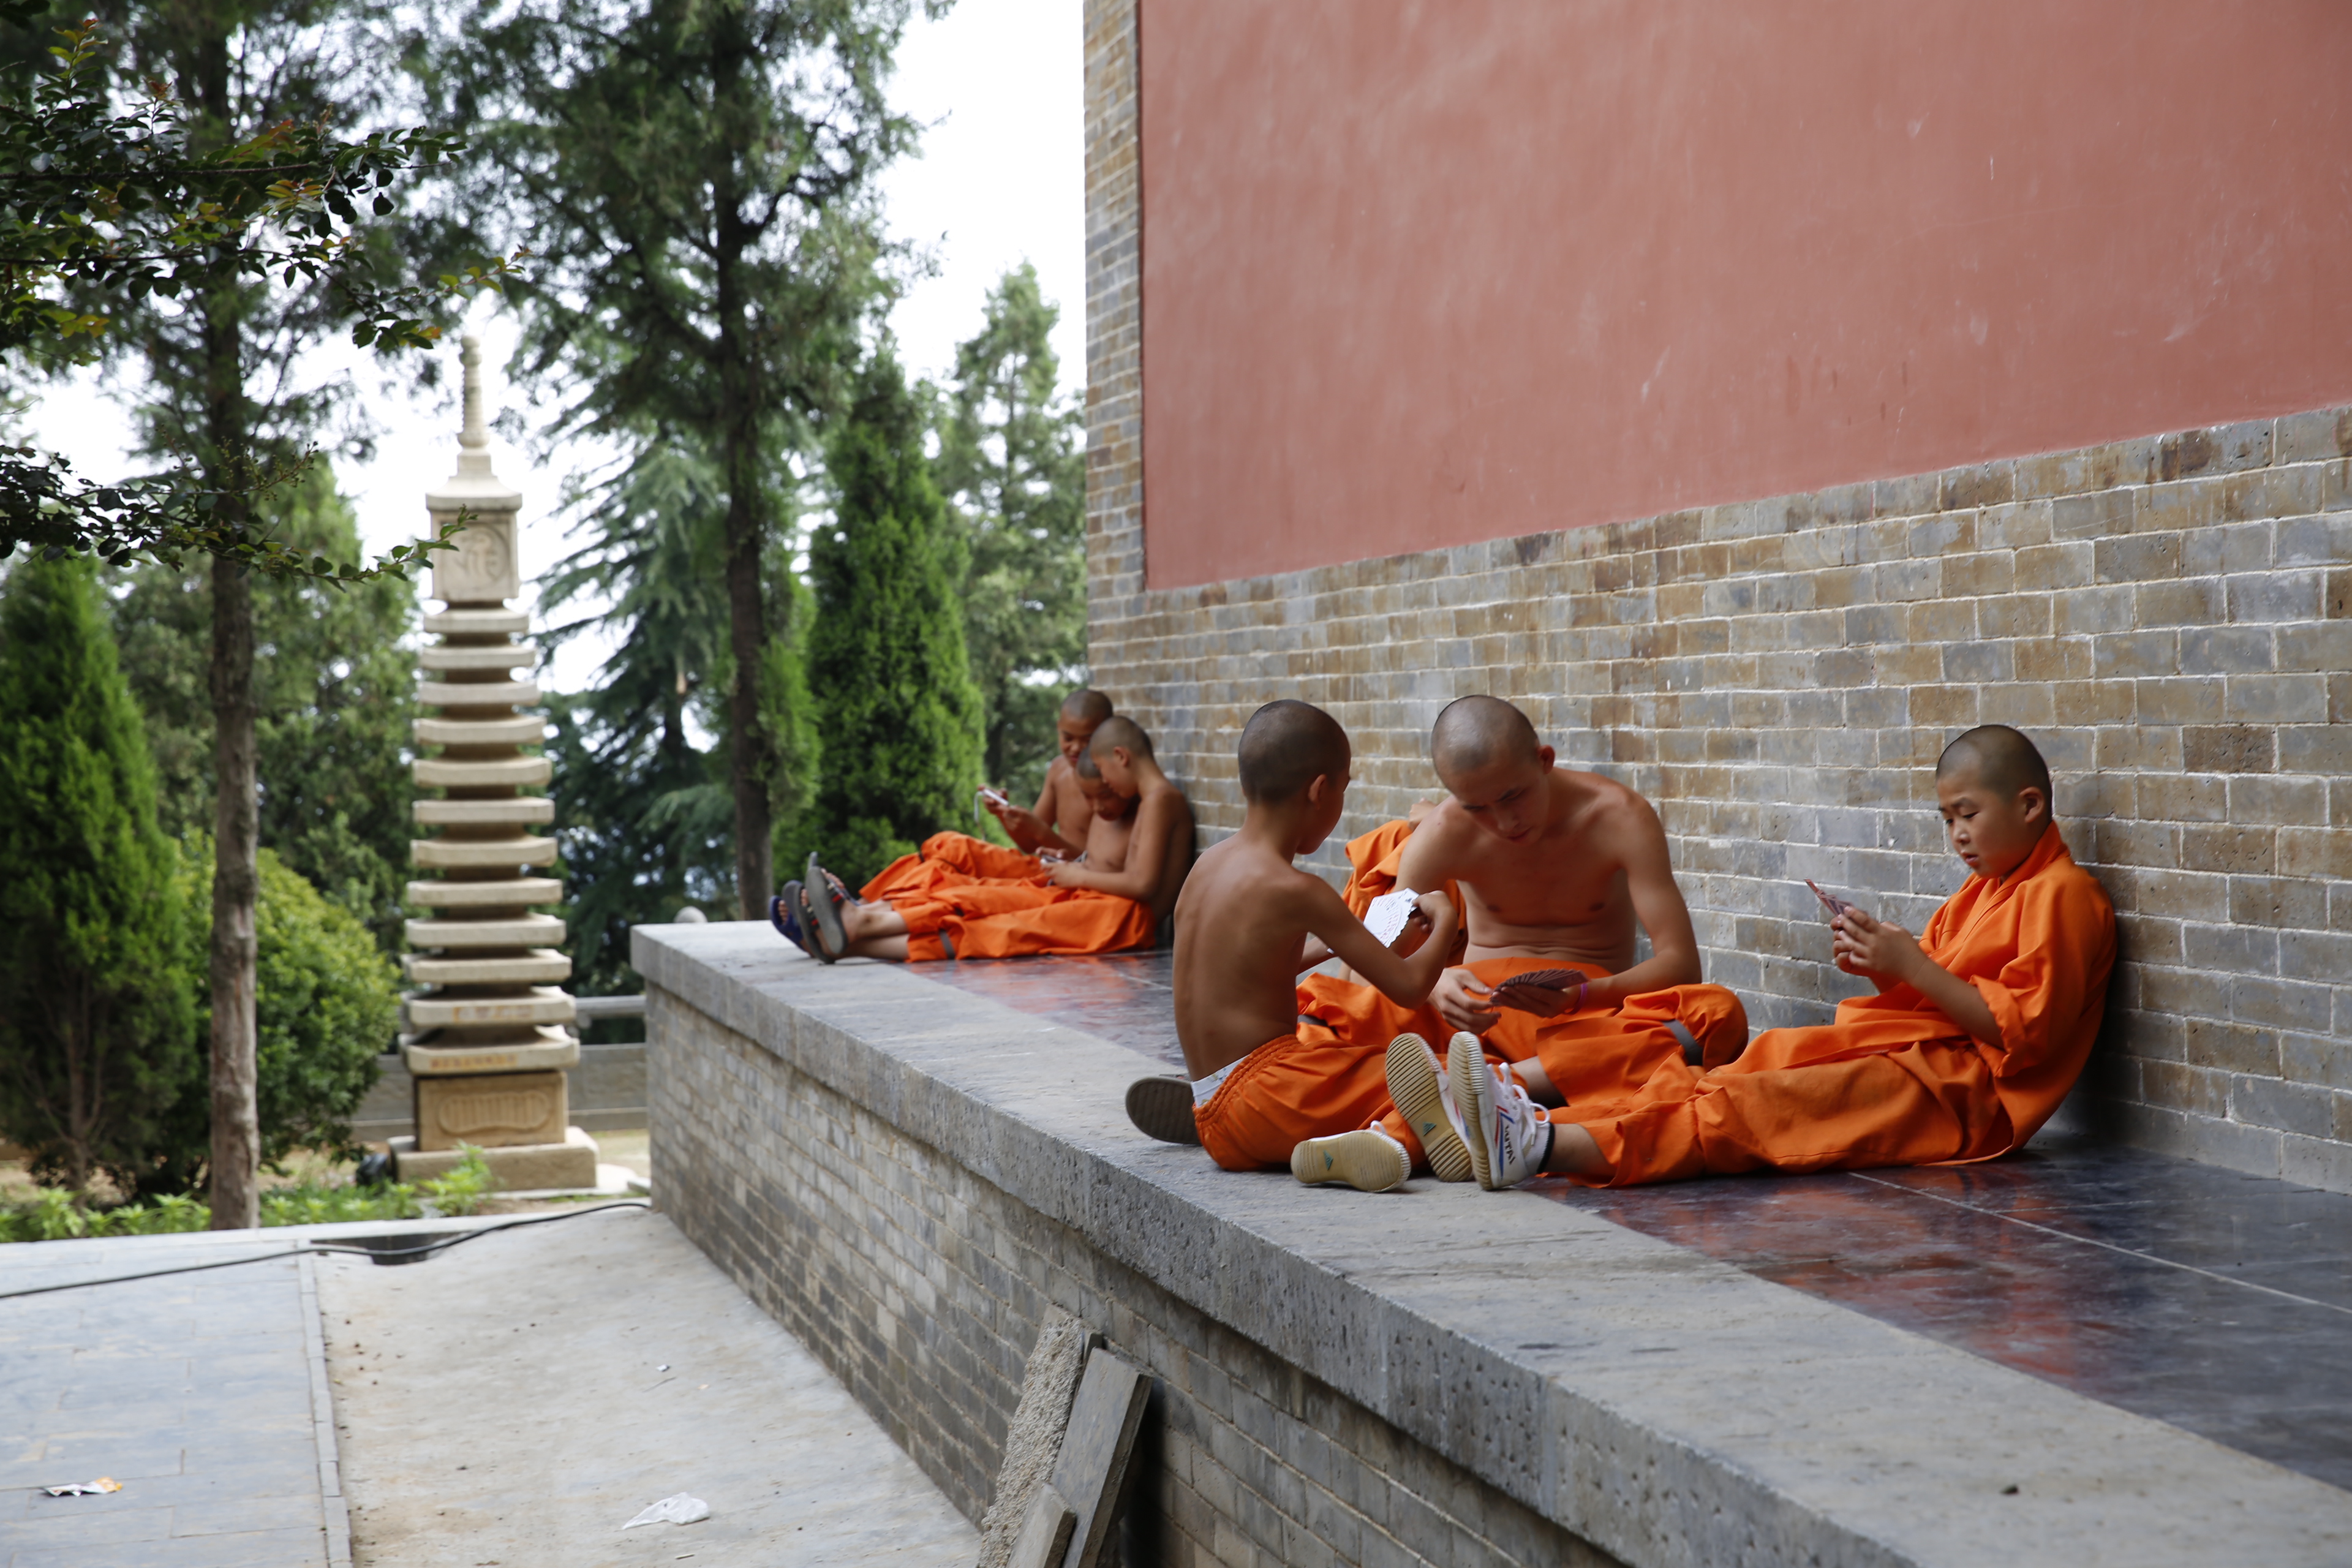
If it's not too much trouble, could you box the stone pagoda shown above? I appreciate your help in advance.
[392,334,597,1189]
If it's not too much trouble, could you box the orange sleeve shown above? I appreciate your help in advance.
[1339,820,1417,916]
[1969,872,2117,1079]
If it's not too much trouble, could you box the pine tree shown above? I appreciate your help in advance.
[412,0,921,916]
[806,352,984,884]
[0,554,195,1194]
[930,265,1088,807]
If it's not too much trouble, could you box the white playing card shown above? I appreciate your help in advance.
[1365,887,1421,947]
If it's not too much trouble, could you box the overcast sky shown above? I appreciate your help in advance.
[26,0,1085,693]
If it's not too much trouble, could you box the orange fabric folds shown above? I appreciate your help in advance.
[1561,827,2115,1186]
[861,831,1154,962]
[1193,1020,1426,1172]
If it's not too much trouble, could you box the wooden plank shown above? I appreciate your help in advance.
[1047,1349,1151,1568]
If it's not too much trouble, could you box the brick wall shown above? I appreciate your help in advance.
[1082,0,2352,1193]
[647,988,1621,1568]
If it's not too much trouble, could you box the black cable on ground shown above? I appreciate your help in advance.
[0,1199,652,1301]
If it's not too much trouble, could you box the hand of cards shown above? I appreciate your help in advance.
[1804,879,1861,922]
[1363,887,1425,948]
[1488,967,1586,1014]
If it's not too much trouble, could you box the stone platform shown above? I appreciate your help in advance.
[635,923,2352,1567]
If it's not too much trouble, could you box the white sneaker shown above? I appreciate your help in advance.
[1384,1033,1473,1183]
[1448,1033,1553,1189]
[1291,1121,1412,1193]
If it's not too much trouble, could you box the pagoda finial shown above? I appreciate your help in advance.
[457,333,492,477]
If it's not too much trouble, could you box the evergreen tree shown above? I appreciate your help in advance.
[541,443,738,995]
[929,265,1087,807]
[0,554,195,1194]
[806,352,984,884]
[110,466,418,954]
[412,0,926,917]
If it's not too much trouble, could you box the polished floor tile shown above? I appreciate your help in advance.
[911,952,2352,1493]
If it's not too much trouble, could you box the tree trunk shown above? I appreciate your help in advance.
[710,17,772,920]
[208,554,260,1228]
[722,474,772,919]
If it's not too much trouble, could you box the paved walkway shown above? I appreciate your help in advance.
[317,1205,976,1567]
[2,1211,976,1568]
[0,1232,345,1568]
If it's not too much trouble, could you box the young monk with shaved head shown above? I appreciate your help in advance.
[1286,695,1726,1186]
[984,688,1116,856]
[1125,700,1461,1191]
[1446,724,2117,1190]
[789,714,1193,963]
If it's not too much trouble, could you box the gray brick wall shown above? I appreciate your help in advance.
[648,989,1622,1568]
[1082,0,2352,1193]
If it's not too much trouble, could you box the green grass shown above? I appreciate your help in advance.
[0,1148,497,1241]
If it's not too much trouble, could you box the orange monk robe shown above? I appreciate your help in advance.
[1560,826,2116,1187]
[858,831,1157,962]
[1302,820,1743,1113]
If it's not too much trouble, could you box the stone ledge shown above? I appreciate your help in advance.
[634,922,2352,1568]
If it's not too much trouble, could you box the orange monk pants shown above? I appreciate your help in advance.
[1556,984,2015,1186]
[1293,966,1747,1152]
[859,831,1156,962]
[1191,1019,1433,1173]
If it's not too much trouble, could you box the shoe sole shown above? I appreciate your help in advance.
[1385,1033,1472,1183]
[793,884,839,964]
[805,853,848,954]
[1125,1077,1202,1145]
[1290,1131,1410,1193]
[772,883,807,951]
[1448,1030,1501,1189]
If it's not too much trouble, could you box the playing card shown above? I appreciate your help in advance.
[1803,879,1857,920]
[1493,967,1581,992]
[1364,888,1422,947]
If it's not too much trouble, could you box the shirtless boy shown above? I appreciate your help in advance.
[983,688,1114,857]
[1447,724,2117,1190]
[1129,700,1460,1193]
[1287,697,1729,1187]
[795,715,1190,963]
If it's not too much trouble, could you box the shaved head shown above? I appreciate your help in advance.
[1076,748,1102,780]
[1089,715,1153,761]
[1061,688,1114,725]
[1937,725,2051,801]
[1238,700,1349,803]
[1431,696,1542,777]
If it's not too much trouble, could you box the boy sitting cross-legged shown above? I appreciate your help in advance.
[1124,699,1461,1193]
[1446,723,2119,1190]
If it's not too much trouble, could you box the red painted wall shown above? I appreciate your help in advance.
[1137,1,2352,589]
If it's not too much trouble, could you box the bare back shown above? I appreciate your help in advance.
[1171,836,1326,1078]
[1131,778,1197,921]
[1400,767,1683,968]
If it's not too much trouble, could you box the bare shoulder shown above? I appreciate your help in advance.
[1567,769,1667,840]
[1399,799,1483,872]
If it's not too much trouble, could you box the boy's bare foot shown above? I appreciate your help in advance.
[1291,1125,1412,1193]
[1125,1077,1201,1145]
[1384,1033,1472,1182]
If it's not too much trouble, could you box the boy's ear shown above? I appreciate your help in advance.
[2019,786,2050,823]
[1303,772,1329,807]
